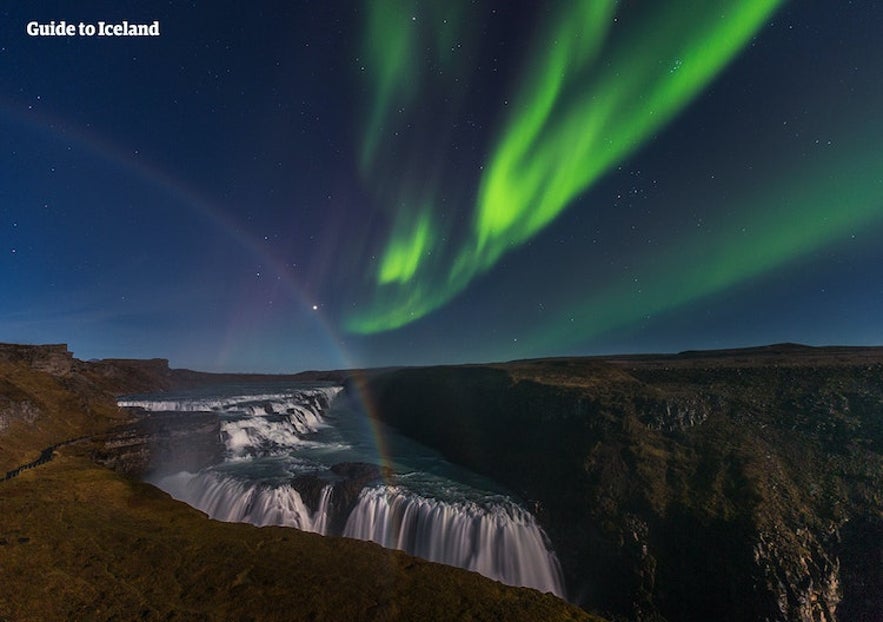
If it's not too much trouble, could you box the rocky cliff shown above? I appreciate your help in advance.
[0,342,73,376]
[360,345,883,622]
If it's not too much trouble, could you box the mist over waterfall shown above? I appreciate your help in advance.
[123,382,566,598]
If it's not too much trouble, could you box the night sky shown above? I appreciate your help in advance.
[2,1,882,372]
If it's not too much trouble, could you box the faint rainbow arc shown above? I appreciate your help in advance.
[2,99,404,473]
[0,99,341,363]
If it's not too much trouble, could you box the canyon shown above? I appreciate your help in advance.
[2,342,881,621]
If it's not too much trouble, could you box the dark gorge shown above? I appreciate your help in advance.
[359,346,883,622]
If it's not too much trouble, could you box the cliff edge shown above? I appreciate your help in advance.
[361,345,883,622]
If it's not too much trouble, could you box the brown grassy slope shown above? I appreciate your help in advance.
[0,360,128,472]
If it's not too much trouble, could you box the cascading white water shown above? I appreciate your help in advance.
[158,471,333,534]
[220,409,326,458]
[121,387,341,458]
[155,469,565,597]
[343,486,565,597]
[118,386,342,415]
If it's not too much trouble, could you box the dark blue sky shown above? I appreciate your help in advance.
[2,1,882,372]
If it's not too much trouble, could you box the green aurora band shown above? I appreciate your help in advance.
[359,1,473,173]
[348,0,873,337]
[523,128,883,351]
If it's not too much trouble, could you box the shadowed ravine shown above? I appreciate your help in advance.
[359,345,883,622]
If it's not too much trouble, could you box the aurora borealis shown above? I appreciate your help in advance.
[2,1,882,371]
[348,0,786,332]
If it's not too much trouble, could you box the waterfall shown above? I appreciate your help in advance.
[342,486,565,597]
[119,387,342,458]
[130,383,567,598]
[155,472,564,596]
[156,471,334,534]
[118,386,342,415]
[220,409,327,457]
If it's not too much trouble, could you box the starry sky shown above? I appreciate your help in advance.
[2,1,882,373]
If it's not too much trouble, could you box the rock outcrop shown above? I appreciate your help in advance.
[0,395,41,433]
[0,343,73,376]
[91,411,224,478]
[292,462,394,534]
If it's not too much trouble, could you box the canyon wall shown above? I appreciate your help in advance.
[361,347,883,621]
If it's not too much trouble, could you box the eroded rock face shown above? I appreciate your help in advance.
[362,352,883,622]
[0,343,73,376]
[93,412,224,479]
[292,462,393,534]
[91,427,152,477]
[0,398,42,433]
[753,526,841,622]
[634,394,717,432]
